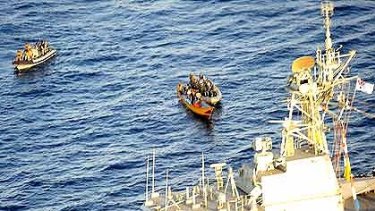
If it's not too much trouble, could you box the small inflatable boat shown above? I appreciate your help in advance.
[12,41,56,72]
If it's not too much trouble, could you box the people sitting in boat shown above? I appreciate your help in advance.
[26,50,33,61]
[15,50,23,62]
[193,93,202,107]
[42,40,49,54]
[36,41,40,51]
[14,41,51,63]
[24,43,33,61]
[186,86,201,105]
[189,73,199,89]
[34,40,47,55]
[24,43,30,49]
[203,80,211,97]
[23,51,27,61]
[177,83,184,95]
[198,74,204,89]
[187,88,194,104]
[186,73,219,99]
[185,85,192,96]
[189,73,210,94]
[35,41,43,55]
[199,82,205,96]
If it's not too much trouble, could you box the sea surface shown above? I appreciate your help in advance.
[1,0,375,210]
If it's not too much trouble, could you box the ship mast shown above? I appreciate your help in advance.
[281,2,357,165]
[322,2,333,52]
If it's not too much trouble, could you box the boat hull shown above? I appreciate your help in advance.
[13,49,56,71]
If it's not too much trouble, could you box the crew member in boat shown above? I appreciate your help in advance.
[189,73,206,93]
[187,86,201,105]
[24,43,33,61]
[193,93,202,107]
[191,89,197,104]
[187,88,194,104]
[37,41,48,56]
[199,82,206,96]
[177,83,183,95]
[36,41,43,55]
[189,73,199,89]
[198,74,204,89]
[15,50,23,62]
[203,79,212,97]
[186,72,218,100]
[14,40,53,65]
[43,40,49,54]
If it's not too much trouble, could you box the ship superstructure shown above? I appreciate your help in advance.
[143,2,375,210]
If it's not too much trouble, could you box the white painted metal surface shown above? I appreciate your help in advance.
[262,155,343,211]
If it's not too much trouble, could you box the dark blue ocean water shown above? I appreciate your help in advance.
[1,0,375,210]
